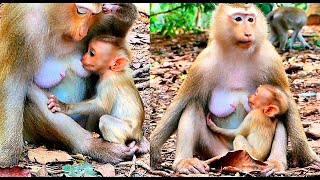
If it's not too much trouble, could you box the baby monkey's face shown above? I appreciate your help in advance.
[248,86,273,110]
[81,40,118,73]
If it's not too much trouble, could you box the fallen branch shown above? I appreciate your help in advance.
[134,77,149,82]
[118,160,171,177]
[136,82,150,90]
[139,11,150,17]
[128,155,136,177]
[150,5,187,16]
[132,65,150,77]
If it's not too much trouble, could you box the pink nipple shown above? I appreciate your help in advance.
[60,71,66,77]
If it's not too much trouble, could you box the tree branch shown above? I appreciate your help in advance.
[151,5,187,16]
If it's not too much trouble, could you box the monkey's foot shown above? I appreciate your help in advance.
[87,138,138,165]
[261,159,286,177]
[307,157,320,170]
[135,136,150,155]
[173,158,210,174]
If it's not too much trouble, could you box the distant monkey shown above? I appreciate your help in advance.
[47,36,149,154]
[267,6,312,51]
[207,85,288,161]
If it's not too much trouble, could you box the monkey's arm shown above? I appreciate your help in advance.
[47,95,105,115]
[64,99,105,115]
[206,117,237,138]
[206,114,251,138]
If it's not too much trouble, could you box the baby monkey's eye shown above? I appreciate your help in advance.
[90,50,95,57]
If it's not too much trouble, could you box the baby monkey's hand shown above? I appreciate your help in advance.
[47,95,66,113]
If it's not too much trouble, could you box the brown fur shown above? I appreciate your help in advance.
[207,85,289,161]
[0,3,140,167]
[267,6,311,51]
[150,3,318,174]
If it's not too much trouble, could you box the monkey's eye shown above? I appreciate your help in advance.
[246,16,255,23]
[77,8,87,15]
[90,50,95,57]
[232,15,243,22]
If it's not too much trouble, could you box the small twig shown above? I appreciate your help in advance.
[118,160,171,177]
[136,82,150,90]
[134,77,149,82]
[139,11,150,17]
[128,155,136,177]
[151,5,187,16]
[132,65,150,77]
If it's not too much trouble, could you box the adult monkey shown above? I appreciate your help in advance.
[0,3,139,167]
[150,3,320,175]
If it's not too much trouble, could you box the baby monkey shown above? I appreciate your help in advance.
[47,36,149,154]
[206,85,288,161]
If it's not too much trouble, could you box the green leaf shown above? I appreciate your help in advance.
[62,162,100,177]
[315,40,320,47]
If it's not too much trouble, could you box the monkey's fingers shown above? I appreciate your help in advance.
[51,106,61,113]
[127,141,136,148]
[308,159,320,170]
[47,101,57,109]
[261,168,274,177]
[176,158,210,174]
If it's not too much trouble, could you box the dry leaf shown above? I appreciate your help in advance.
[0,166,31,177]
[95,164,115,177]
[28,147,73,165]
[36,165,48,177]
[205,150,268,173]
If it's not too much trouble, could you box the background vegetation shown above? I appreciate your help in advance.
[150,3,308,37]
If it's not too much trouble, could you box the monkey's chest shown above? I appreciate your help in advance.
[208,89,252,118]
[34,55,90,88]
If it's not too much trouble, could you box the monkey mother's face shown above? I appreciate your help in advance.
[67,3,102,41]
[228,12,257,49]
[217,4,268,49]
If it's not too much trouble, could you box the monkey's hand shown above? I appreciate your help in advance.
[306,157,320,170]
[261,159,286,177]
[206,113,218,131]
[47,95,66,113]
[135,136,150,155]
[102,3,120,14]
[173,158,210,174]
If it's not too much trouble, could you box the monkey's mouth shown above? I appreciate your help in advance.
[82,64,90,69]
[63,34,76,42]
[238,40,253,43]
[237,41,253,48]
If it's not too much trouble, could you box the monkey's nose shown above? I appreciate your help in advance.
[244,33,252,37]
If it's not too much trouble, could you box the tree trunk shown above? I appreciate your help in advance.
[307,3,320,25]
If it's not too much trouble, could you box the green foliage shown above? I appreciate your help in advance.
[315,40,320,47]
[151,3,216,37]
[62,162,100,177]
[151,3,309,37]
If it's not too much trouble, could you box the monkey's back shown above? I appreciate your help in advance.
[273,7,307,29]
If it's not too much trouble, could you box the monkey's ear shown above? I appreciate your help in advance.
[263,105,279,117]
[111,56,128,72]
